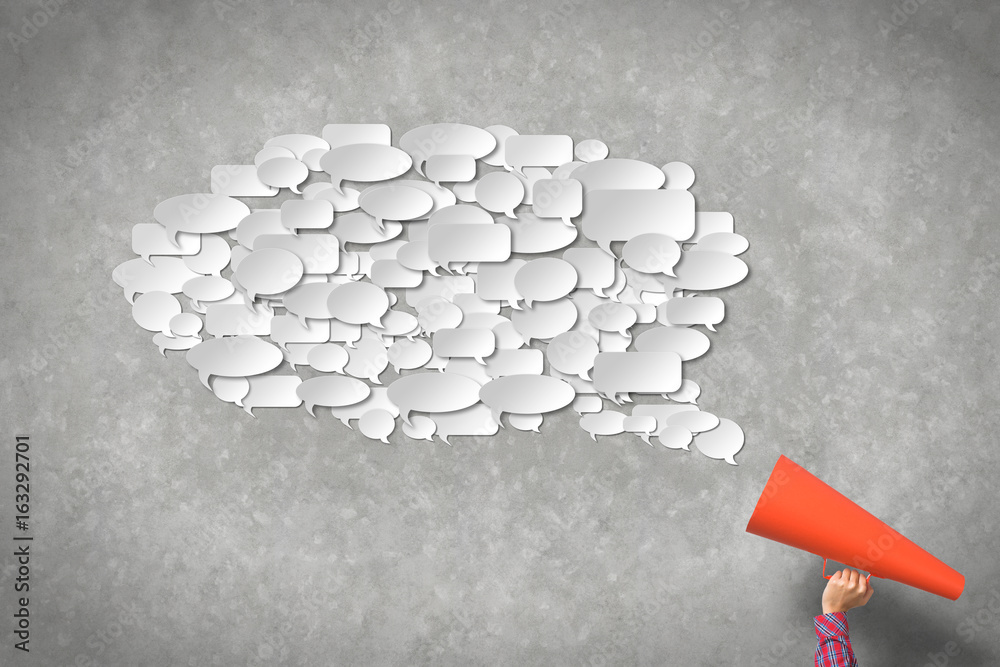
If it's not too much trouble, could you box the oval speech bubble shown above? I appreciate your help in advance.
[320,143,412,193]
[510,299,578,345]
[358,184,434,231]
[388,338,433,372]
[387,372,482,424]
[327,281,389,327]
[622,233,681,277]
[186,335,283,388]
[513,258,578,308]
[588,302,637,337]
[132,291,182,336]
[475,172,524,218]
[667,410,719,434]
[571,158,666,192]
[479,374,575,424]
[306,343,349,374]
[399,123,496,174]
[634,326,711,361]
[257,157,309,193]
[546,331,600,380]
[693,418,744,465]
[579,410,627,441]
[153,194,250,246]
[234,247,304,301]
[296,376,371,417]
[359,408,396,444]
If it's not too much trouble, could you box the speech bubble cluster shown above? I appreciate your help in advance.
[113,123,748,462]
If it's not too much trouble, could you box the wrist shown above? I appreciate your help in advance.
[822,606,847,615]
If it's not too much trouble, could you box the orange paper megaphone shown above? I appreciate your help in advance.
[746,455,964,600]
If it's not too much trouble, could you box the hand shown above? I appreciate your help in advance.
[822,568,874,615]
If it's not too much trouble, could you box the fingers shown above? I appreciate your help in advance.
[847,569,860,586]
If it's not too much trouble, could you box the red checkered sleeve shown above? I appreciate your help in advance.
[814,612,858,667]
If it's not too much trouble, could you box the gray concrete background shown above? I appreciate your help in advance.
[2,0,999,664]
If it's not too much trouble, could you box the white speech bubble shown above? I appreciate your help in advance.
[168,313,203,338]
[271,314,329,350]
[546,331,599,380]
[387,372,482,424]
[691,232,749,256]
[427,223,511,270]
[575,139,609,163]
[153,194,251,248]
[664,297,725,331]
[581,190,695,255]
[235,210,288,249]
[252,234,340,275]
[326,282,389,327]
[634,326,711,360]
[481,125,518,167]
[511,299,578,345]
[588,303,637,337]
[358,409,396,444]
[631,404,699,438]
[562,248,616,295]
[531,178,582,226]
[296,376,370,417]
[513,258,578,308]
[320,143,412,193]
[592,352,681,402]
[503,212,578,255]
[433,328,496,365]
[242,375,303,416]
[310,185,362,213]
[661,161,696,190]
[205,303,273,338]
[658,426,694,451]
[186,335,283,388]
[302,148,328,171]
[113,257,202,304]
[281,282,338,325]
[132,224,201,263]
[667,379,701,404]
[255,146,295,166]
[183,234,232,276]
[693,418,743,465]
[329,320,363,347]
[453,293,499,316]
[399,123,496,174]
[210,165,278,197]
[329,211,401,245]
[402,415,436,441]
[344,338,389,384]
[425,154,476,186]
[492,320,525,350]
[660,252,748,293]
[479,374,575,424]
[281,199,334,233]
[475,172,524,218]
[387,338,432,372]
[305,343,348,374]
[359,184,434,231]
[623,415,657,443]
[234,247,303,301]
[622,233,681,277]
[427,204,494,227]
[405,275,475,308]
[256,157,308,193]
[667,409,719,434]
[444,358,491,385]
[370,259,423,289]
[482,349,543,378]
[416,296,464,335]
[182,275,235,305]
[132,291,182,336]
[509,413,544,433]
[211,376,250,406]
[551,160,585,179]
[572,395,603,414]
[430,403,499,444]
[571,158,666,192]
[282,343,317,370]
[579,410,627,441]
[322,123,391,149]
[368,309,420,340]
[504,135,573,173]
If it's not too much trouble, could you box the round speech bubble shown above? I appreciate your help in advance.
[132,291,182,336]
[296,376,371,417]
[478,375,575,424]
[183,233,233,276]
[667,379,701,404]
[320,143,413,193]
[509,413,543,433]
[387,372,482,424]
[257,157,309,193]
[546,331,600,380]
[235,247,304,301]
[182,275,235,305]
[327,281,389,327]
[661,161,696,190]
[575,139,609,163]
[588,302,638,337]
[358,184,434,231]
[475,172,524,218]
[402,415,437,441]
[578,410,627,441]
[416,296,463,335]
[388,338,433,372]
[359,408,396,444]
[211,376,250,405]
[306,343,348,374]
[693,418,744,465]
[658,426,694,451]
[186,335,283,388]
[622,233,681,276]
[513,258,578,308]
[168,312,203,338]
[510,299,578,345]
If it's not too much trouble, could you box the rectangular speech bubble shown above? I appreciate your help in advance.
[483,349,544,378]
[592,352,681,400]
[132,224,201,262]
[581,190,695,254]
[504,135,573,172]
[432,328,496,364]
[427,224,511,268]
[271,314,330,349]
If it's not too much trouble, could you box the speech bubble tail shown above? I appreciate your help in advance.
[561,217,574,228]
[380,436,390,444]
[167,227,182,248]
[125,289,137,304]
[681,444,691,451]
[305,403,317,418]
[243,405,256,418]
[369,375,381,385]
[726,456,738,465]
[331,181,344,195]
[400,411,413,426]
[198,369,213,389]
[338,417,352,429]
[474,356,487,366]
[141,254,154,265]
[291,183,302,194]
[589,432,598,442]
[491,408,504,426]
[665,268,677,278]
[508,300,522,311]
[706,324,717,332]
[157,345,167,357]
[621,393,633,403]
[579,371,591,382]
[505,210,517,220]
[428,266,441,277]
[640,434,651,445]
[439,435,452,446]
[234,395,244,407]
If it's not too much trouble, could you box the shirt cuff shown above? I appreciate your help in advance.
[814,611,850,639]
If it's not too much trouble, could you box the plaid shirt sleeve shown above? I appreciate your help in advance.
[814,612,858,667]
